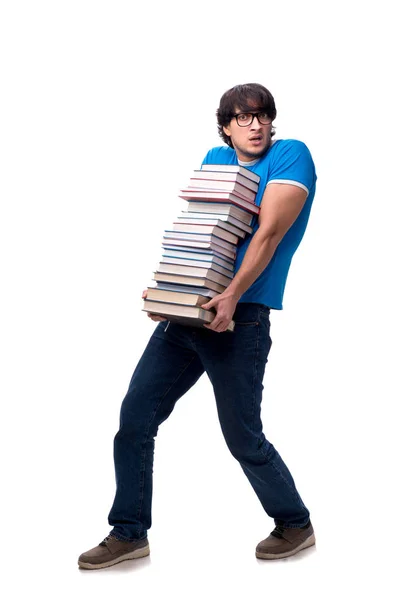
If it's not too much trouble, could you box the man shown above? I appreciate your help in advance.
[78,83,317,569]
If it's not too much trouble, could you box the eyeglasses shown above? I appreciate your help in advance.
[233,112,272,127]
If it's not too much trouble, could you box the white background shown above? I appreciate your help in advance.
[1,0,399,598]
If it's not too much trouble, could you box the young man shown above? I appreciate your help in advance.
[78,83,317,569]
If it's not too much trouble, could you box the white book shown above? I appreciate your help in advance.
[161,256,233,278]
[161,248,234,270]
[200,164,260,184]
[191,169,259,193]
[161,244,235,265]
[179,211,253,234]
[176,216,247,238]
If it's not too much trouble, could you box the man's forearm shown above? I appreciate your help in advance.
[226,230,280,299]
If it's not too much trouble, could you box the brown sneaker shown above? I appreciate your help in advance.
[256,522,315,560]
[78,535,150,570]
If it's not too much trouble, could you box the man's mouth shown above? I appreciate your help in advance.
[249,135,263,143]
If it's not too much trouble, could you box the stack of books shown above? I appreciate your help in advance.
[142,164,261,330]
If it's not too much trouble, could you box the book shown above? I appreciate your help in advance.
[154,283,218,298]
[162,235,236,260]
[188,178,256,202]
[161,255,233,278]
[153,272,226,294]
[161,248,234,271]
[176,215,248,238]
[200,164,260,184]
[185,202,254,226]
[170,223,239,245]
[143,300,235,332]
[146,287,211,306]
[156,262,232,287]
[179,191,260,215]
[191,169,259,193]
[162,245,235,267]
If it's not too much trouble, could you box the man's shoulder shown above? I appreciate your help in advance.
[270,138,311,155]
[202,145,237,165]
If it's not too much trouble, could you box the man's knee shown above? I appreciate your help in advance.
[224,433,272,465]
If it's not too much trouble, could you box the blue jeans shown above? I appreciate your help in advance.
[108,303,310,541]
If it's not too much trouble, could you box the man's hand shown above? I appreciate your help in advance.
[142,289,167,322]
[202,290,239,333]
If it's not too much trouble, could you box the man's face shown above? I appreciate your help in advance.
[223,106,273,162]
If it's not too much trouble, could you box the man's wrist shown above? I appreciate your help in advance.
[225,284,242,302]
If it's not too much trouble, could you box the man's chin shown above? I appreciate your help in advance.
[238,141,271,161]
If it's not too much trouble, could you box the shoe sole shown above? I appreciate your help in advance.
[256,533,316,560]
[78,543,150,570]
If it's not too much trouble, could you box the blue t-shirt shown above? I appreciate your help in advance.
[202,139,317,310]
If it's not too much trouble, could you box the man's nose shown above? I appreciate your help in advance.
[250,115,262,128]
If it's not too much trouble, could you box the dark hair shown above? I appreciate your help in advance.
[216,83,277,148]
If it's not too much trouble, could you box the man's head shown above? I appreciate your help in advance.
[217,83,277,161]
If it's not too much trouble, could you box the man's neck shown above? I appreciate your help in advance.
[237,157,259,167]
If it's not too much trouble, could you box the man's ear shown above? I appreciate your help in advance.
[223,124,231,138]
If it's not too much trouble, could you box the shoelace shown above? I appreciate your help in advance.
[99,535,116,546]
[271,521,310,539]
[271,525,285,539]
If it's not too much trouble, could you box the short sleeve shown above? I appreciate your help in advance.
[201,146,237,168]
[267,140,316,196]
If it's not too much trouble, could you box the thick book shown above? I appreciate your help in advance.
[154,283,218,298]
[153,272,226,294]
[191,169,259,193]
[161,255,233,278]
[185,202,254,226]
[161,247,234,271]
[157,262,232,287]
[179,191,260,216]
[200,164,260,184]
[162,235,236,260]
[176,215,248,238]
[146,287,211,306]
[143,300,235,332]
[170,223,239,245]
[188,179,256,202]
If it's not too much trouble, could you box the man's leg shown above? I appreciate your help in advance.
[197,303,310,528]
[108,321,204,541]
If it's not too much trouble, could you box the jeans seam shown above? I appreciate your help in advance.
[250,311,261,433]
[267,450,308,517]
[135,353,200,529]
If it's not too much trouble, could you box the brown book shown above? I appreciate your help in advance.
[143,300,235,332]
[146,287,211,306]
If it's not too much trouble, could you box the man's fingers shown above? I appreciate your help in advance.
[147,313,167,322]
[204,318,229,333]
[202,301,213,310]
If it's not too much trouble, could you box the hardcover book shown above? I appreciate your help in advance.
[143,300,235,331]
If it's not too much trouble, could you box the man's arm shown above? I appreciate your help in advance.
[202,182,308,332]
